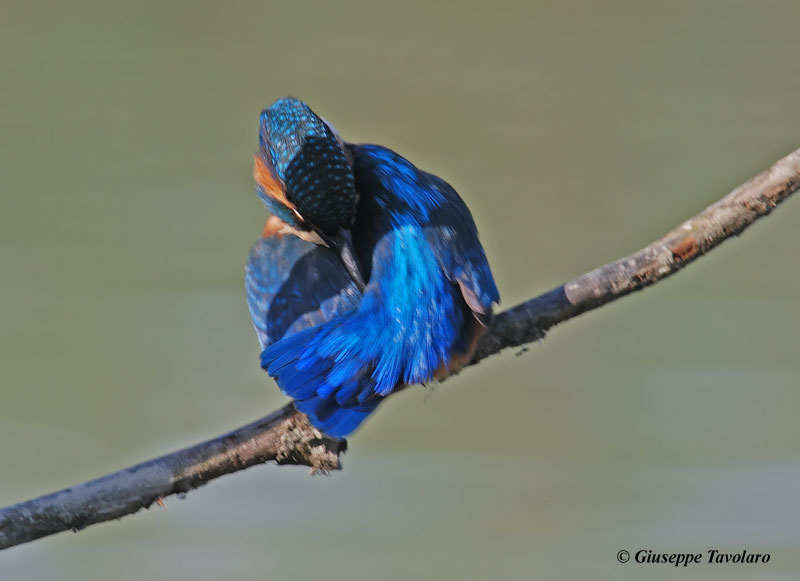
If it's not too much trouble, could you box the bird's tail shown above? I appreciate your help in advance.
[261,310,397,438]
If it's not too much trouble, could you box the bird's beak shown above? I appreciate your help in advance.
[335,228,366,291]
[310,225,365,291]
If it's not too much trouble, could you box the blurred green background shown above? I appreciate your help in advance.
[2,1,800,579]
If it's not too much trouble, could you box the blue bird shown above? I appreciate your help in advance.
[249,97,499,438]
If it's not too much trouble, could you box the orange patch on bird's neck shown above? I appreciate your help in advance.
[261,215,326,246]
[262,215,287,238]
[253,155,293,209]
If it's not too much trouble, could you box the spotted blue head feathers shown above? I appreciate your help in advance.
[254,97,357,233]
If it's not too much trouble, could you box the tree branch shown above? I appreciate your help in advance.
[2,146,799,551]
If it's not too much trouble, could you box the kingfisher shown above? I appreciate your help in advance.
[246,97,499,438]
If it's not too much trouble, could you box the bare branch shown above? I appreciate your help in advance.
[1,146,798,551]
[474,146,800,360]
[0,404,342,550]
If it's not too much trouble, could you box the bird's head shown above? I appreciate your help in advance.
[254,97,357,234]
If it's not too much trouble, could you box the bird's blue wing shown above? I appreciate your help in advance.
[350,143,499,320]
[245,232,360,349]
[422,173,500,322]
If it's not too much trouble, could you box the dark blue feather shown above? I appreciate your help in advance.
[245,234,360,349]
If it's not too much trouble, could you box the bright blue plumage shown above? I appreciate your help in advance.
[260,143,499,437]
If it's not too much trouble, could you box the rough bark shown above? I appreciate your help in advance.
[1,146,798,551]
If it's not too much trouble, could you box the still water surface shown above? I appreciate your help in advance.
[2,1,800,579]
